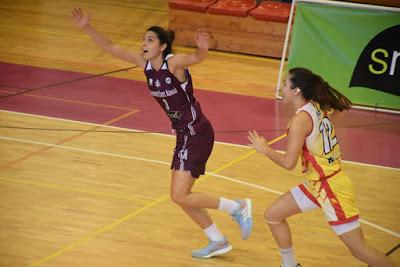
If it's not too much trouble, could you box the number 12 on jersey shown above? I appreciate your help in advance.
[319,117,338,154]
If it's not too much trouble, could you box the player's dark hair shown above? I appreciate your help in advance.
[288,67,352,111]
[147,26,175,58]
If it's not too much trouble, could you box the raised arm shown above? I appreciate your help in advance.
[70,8,146,68]
[168,29,209,71]
[247,112,311,170]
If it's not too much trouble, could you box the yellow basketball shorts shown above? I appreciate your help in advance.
[292,171,359,226]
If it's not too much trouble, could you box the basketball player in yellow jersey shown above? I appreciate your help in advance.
[247,68,394,267]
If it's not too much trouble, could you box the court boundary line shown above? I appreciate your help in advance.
[1,109,399,170]
[0,177,148,202]
[1,134,398,240]
[0,110,138,172]
[28,135,284,266]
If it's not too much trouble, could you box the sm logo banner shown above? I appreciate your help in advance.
[350,25,400,97]
[286,1,400,110]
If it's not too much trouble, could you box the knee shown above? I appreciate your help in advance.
[170,191,187,206]
[264,206,284,223]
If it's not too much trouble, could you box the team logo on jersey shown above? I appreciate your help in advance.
[149,78,153,86]
[167,110,181,123]
[155,79,161,88]
[165,77,172,84]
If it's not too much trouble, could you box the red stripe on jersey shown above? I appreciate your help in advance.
[323,169,341,179]
[299,184,321,207]
[321,179,347,221]
[328,215,359,225]
[302,145,326,179]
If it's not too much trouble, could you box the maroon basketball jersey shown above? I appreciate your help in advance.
[144,54,210,135]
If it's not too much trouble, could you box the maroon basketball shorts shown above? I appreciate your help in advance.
[171,124,214,178]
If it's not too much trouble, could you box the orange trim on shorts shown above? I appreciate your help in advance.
[298,184,321,207]
[328,215,359,225]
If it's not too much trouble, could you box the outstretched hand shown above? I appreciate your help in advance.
[247,130,268,154]
[70,8,91,29]
[195,28,210,50]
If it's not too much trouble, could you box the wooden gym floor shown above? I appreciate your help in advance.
[0,1,398,266]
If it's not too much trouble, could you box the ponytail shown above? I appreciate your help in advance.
[147,26,175,58]
[289,68,352,112]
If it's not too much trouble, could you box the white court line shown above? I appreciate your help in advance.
[1,109,399,170]
[0,135,170,167]
[0,134,399,239]
[211,173,400,239]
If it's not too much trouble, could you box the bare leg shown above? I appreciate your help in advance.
[264,191,302,249]
[339,227,394,267]
[170,170,234,258]
[170,170,220,229]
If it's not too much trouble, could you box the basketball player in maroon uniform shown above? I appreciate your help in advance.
[70,8,252,258]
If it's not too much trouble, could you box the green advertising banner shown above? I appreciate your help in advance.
[287,1,400,110]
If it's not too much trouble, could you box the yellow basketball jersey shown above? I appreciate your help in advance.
[297,102,342,180]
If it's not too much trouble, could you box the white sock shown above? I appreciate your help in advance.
[203,223,224,242]
[217,197,239,214]
[280,247,297,267]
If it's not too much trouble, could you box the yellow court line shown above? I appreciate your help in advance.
[30,195,170,267]
[0,52,139,77]
[4,133,398,243]
[30,133,287,267]
[199,132,288,182]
